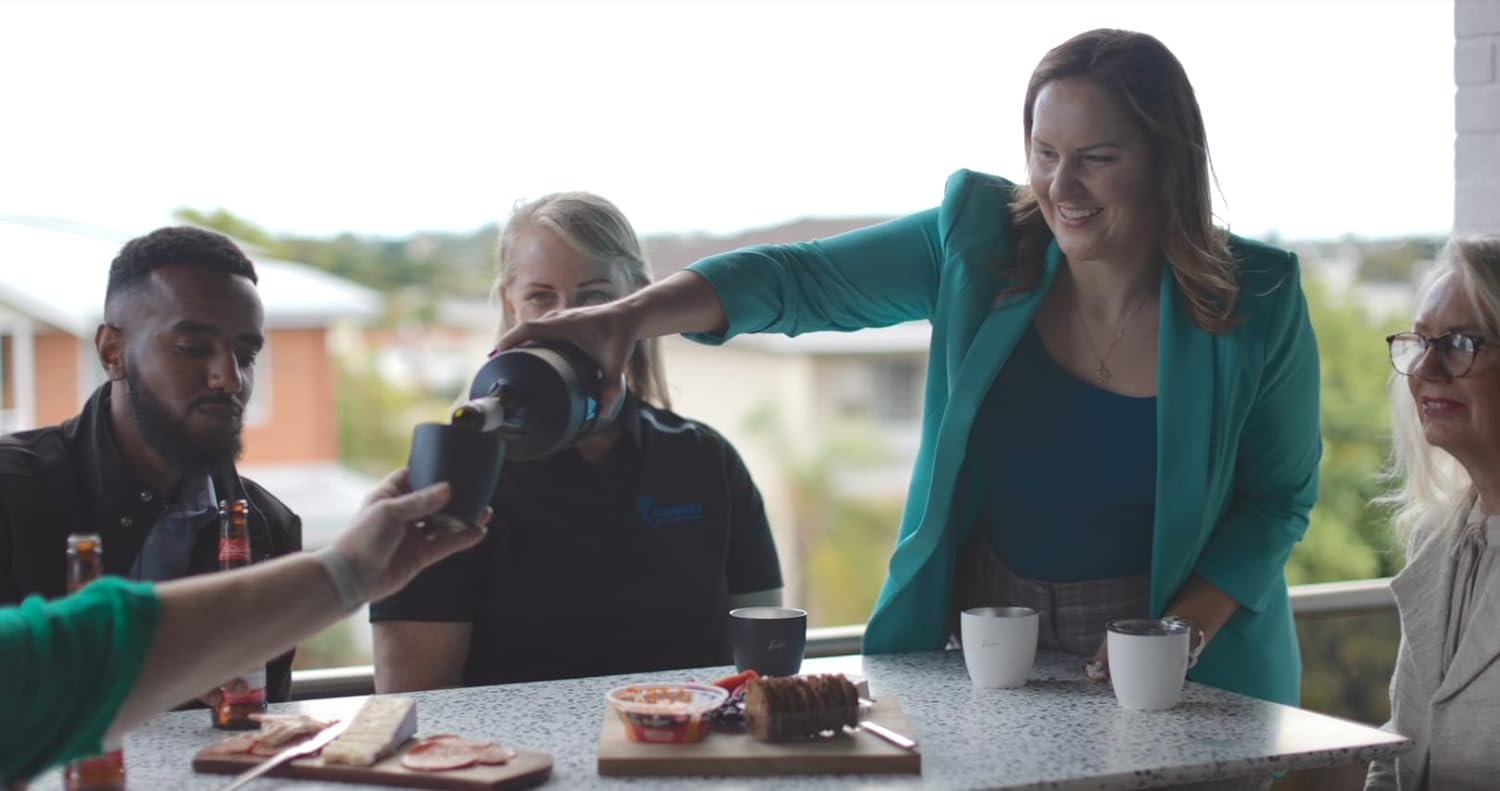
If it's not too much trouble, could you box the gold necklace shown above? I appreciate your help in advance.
[1072,292,1150,382]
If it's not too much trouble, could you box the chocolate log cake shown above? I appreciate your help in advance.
[744,674,860,742]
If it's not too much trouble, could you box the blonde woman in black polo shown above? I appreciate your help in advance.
[371,193,784,690]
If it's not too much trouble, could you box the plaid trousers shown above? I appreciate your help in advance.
[954,535,1151,656]
[953,537,1273,791]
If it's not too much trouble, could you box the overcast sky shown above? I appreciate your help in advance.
[0,0,1455,242]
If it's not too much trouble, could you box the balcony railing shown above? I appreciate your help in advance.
[290,577,1395,700]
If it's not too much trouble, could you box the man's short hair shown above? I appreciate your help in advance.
[105,226,259,309]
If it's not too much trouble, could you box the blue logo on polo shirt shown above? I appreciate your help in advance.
[637,496,705,528]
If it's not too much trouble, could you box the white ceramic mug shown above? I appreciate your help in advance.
[960,606,1039,689]
[1106,618,1191,710]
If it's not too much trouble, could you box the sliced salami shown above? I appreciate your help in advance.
[474,743,516,765]
[400,737,478,771]
[400,734,515,771]
[426,734,513,762]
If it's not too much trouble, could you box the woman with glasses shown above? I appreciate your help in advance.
[1367,236,1500,790]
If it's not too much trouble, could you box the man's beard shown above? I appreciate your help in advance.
[126,368,244,476]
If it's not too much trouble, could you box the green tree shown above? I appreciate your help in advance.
[1287,276,1408,584]
[176,206,503,328]
[334,352,453,476]
[1360,238,1442,284]
[173,207,289,256]
[743,403,904,627]
[804,495,905,627]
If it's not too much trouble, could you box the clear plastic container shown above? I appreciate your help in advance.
[605,682,729,744]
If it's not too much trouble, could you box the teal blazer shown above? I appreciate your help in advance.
[687,170,1321,704]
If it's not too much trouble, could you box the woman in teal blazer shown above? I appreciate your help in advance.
[501,29,1320,707]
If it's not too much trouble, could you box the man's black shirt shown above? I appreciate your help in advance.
[0,385,303,701]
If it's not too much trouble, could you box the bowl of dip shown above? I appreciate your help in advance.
[605,682,729,744]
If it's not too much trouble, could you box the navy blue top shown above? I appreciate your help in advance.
[973,325,1157,582]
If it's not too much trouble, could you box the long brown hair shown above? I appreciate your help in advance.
[1009,29,1238,333]
[493,192,671,409]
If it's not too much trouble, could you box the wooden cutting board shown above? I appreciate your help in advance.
[192,740,552,790]
[597,695,921,776]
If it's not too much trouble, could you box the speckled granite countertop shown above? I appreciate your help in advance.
[31,650,1407,790]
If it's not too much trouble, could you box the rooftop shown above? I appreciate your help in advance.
[0,216,380,336]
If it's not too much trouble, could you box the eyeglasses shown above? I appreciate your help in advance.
[1386,331,1490,377]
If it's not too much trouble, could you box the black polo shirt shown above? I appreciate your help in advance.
[371,399,783,686]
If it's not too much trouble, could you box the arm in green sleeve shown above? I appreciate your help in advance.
[1194,255,1322,613]
[0,578,160,783]
[684,208,945,344]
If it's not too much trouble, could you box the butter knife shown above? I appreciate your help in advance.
[856,719,919,751]
[217,719,350,791]
[852,697,919,751]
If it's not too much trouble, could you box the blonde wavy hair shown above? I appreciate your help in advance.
[1008,29,1238,334]
[493,191,671,409]
[1383,236,1500,546]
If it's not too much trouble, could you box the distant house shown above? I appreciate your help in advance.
[360,297,498,401]
[661,323,927,611]
[640,213,924,482]
[0,216,381,547]
[644,217,927,607]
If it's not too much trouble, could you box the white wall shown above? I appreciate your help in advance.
[1457,0,1500,232]
[659,336,818,607]
[660,335,930,609]
[0,305,37,433]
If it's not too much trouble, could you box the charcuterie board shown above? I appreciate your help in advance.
[596,694,921,776]
[192,741,552,790]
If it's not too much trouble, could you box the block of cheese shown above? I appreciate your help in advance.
[321,696,418,766]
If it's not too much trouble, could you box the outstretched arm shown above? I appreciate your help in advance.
[500,209,944,414]
[112,472,486,737]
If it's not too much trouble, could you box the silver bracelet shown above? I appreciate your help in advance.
[314,546,367,613]
[1163,615,1208,669]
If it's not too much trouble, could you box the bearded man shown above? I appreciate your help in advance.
[0,226,302,702]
